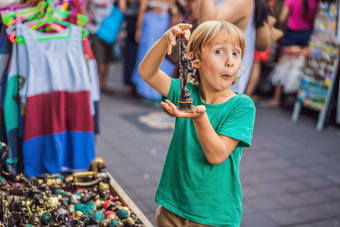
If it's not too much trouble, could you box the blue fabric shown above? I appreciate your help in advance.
[131,11,174,101]
[283,29,312,47]
[96,6,124,45]
[0,25,11,54]
[1,71,8,106]
[23,131,95,177]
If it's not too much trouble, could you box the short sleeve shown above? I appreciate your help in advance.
[162,78,181,104]
[218,96,256,148]
[284,0,294,8]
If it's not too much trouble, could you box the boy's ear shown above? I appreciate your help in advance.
[192,59,200,68]
[188,52,200,68]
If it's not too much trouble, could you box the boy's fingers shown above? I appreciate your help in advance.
[172,26,182,36]
[167,33,176,55]
[196,105,206,113]
[165,100,181,114]
[177,23,192,30]
[169,32,176,46]
[167,44,172,55]
[183,29,191,40]
[161,102,174,115]
[165,99,177,108]
[165,102,175,114]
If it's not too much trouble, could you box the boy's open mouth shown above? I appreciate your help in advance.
[222,74,231,78]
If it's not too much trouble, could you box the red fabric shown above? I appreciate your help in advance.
[83,39,95,59]
[64,0,85,25]
[24,91,93,140]
[254,49,270,62]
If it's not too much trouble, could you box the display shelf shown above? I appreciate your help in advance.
[292,1,339,130]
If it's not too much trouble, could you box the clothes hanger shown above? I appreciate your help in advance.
[5,3,62,43]
[2,1,47,27]
[11,0,68,44]
[59,0,88,26]
[5,0,88,44]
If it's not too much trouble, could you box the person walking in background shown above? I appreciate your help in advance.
[131,0,176,105]
[280,0,319,47]
[245,50,270,97]
[139,21,255,226]
[86,0,118,94]
[245,0,283,97]
[267,0,319,106]
[120,0,140,97]
[196,0,256,94]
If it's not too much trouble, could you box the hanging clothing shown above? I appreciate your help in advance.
[131,11,174,101]
[18,24,95,177]
[0,22,11,78]
[83,38,100,134]
[3,41,28,173]
[0,22,12,143]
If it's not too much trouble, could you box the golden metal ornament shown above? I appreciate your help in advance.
[67,157,106,182]
[74,210,83,219]
[99,182,109,190]
[47,196,59,209]
[95,199,104,209]
[126,217,135,225]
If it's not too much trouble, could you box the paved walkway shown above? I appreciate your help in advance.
[96,63,340,227]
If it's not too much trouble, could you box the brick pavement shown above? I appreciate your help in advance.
[96,63,340,227]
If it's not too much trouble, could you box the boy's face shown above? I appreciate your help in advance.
[194,33,242,91]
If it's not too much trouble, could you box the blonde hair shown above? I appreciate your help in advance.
[186,20,246,84]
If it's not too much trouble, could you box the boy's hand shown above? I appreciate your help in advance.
[161,99,206,120]
[164,23,192,55]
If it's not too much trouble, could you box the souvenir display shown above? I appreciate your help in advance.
[0,154,149,226]
[296,1,339,110]
[177,37,196,112]
[292,1,339,130]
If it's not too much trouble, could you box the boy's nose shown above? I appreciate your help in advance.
[226,62,234,68]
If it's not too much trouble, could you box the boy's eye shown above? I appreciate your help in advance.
[233,51,240,56]
[215,50,223,54]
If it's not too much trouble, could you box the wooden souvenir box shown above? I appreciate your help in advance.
[104,172,154,227]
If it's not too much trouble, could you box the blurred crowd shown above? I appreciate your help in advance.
[86,0,321,108]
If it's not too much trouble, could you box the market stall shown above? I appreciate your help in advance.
[0,148,153,226]
[292,0,340,130]
[0,1,153,226]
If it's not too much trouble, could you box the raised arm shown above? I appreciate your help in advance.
[279,4,290,25]
[138,23,192,97]
[197,0,252,27]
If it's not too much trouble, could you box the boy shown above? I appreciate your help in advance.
[139,21,256,226]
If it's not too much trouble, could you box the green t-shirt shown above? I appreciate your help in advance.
[155,78,256,226]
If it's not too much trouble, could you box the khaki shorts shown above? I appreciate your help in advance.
[155,206,216,227]
[89,34,115,64]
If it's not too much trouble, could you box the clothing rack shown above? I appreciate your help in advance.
[0,0,99,176]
